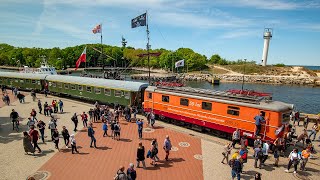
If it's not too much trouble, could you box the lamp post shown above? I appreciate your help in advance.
[241,59,247,91]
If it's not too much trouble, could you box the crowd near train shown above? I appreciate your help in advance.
[0,71,297,143]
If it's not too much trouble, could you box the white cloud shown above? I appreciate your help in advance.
[214,0,320,10]
[220,29,260,39]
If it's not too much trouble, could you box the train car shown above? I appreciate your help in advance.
[0,72,48,91]
[144,86,294,142]
[46,75,148,107]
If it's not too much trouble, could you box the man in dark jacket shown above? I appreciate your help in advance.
[231,157,242,180]
[88,122,97,148]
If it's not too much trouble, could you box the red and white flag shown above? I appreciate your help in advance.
[92,24,102,34]
[75,47,86,70]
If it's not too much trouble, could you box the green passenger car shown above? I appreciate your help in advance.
[45,75,149,107]
[0,72,47,91]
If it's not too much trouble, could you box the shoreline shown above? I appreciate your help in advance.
[131,73,320,87]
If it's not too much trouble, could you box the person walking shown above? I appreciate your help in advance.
[58,100,63,113]
[61,126,70,148]
[27,117,36,129]
[232,129,240,148]
[89,108,94,122]
[88,122,97,148]
[111,120,116,139]
[114,121,121,141]
[262,141,271,165]
[273,145,280,167]
[254,136,262,148]
[70,134,79,154]
[52,100,57,113]
[294,111,300,126]
[231,156,242,180]
[71,113,79,132]
[23,131,35,156]
[52,128,60,151]
[151,138,159,161]
[37,120,46,143]
[254,145,263,169]
[10,109,19,131]
[102,121,108,137]
[44,102,49,116]
[308,123,319,141]
[303,115,309,129]
[285,148,301,173]
[17,92,25,103]
[127,163,137,180]
[48,118,57,141]
[149,110,155,128]
[163,135,172,161]
[221,142,233,164]
[295,129,308,147]
[254,113,265,136]
[136,119,143,139]
[29,125,41,153]
[114,166,127,180]
[38,100,42,114]
[31,90,36,102]
[136,142,146,169]
[81,112,88,127]
[300,148,311,171]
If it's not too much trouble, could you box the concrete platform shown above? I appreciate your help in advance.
[0,92,319,180]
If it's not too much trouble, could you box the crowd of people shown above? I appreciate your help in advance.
[224,112,319,180]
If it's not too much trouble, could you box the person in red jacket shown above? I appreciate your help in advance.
[81,112,88,127]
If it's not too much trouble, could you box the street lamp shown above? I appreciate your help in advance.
[241,59,247,91]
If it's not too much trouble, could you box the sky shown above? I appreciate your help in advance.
[0,0,319,66]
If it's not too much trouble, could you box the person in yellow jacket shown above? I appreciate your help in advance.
[300,149,311,171]
[231,150,240,160]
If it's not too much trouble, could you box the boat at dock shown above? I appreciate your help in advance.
[19,57,57,75]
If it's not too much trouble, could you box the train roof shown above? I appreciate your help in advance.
[46,75,149,92]
[0,71,48,79]
[146,86,294,112]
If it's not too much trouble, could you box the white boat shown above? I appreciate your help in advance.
[20,57,57,75]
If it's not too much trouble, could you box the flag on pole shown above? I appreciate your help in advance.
[131,13,147,28]
[92,24,102,34]
[175,59,184,68]
[75,47,86,70]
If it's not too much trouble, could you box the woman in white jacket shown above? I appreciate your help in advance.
[70,134,79,154]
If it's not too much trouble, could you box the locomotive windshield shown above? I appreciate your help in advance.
[282,111,291,124]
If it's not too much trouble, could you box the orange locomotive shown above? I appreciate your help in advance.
[144,86,294,142]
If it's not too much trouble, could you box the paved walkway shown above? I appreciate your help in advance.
[0,92,319,180]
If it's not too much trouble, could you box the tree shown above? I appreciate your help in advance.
[209,54,221,64]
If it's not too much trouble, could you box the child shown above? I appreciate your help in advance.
[254,172,261,180]
[70,134,79,154]
[102,121,108,137]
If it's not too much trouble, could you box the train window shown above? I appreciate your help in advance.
[115,90,122,97]
[64,84,69,89]
[180,98,189,106]
[31,80,36,84]
[227,106,240,116]
[124,91,130,99]
[162,95,170,103]
[148,93,152,99]
[71,84,76,90]
[26,79,30,83]
[58,82,62,88]
[15,79,18,83]
[202,102,212,111]
[20,79,24,83]
[104,89,111,96]
[95,88,101,94]
[52,82,56,87]
[78,85,83,91]
[86,86,92,93]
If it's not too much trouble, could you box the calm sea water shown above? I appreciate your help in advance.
[299,66,320,70]
[1,69,319,114]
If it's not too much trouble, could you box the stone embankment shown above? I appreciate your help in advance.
[131,73,320,86]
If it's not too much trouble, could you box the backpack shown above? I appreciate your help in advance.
[257,150,264,159]
[114,124,119,131]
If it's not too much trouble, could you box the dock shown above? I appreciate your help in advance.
[0,93,319,180]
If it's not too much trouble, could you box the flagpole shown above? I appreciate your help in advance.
[101,23,104,69]
[146,10,150,85]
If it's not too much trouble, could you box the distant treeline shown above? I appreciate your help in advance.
[0,43,256,70]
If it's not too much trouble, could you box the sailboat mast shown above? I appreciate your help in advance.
[146,11,150,85]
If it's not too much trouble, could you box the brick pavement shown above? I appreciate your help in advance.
[39,118,203,180]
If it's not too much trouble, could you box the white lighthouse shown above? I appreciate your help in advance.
[261,28,272,66]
